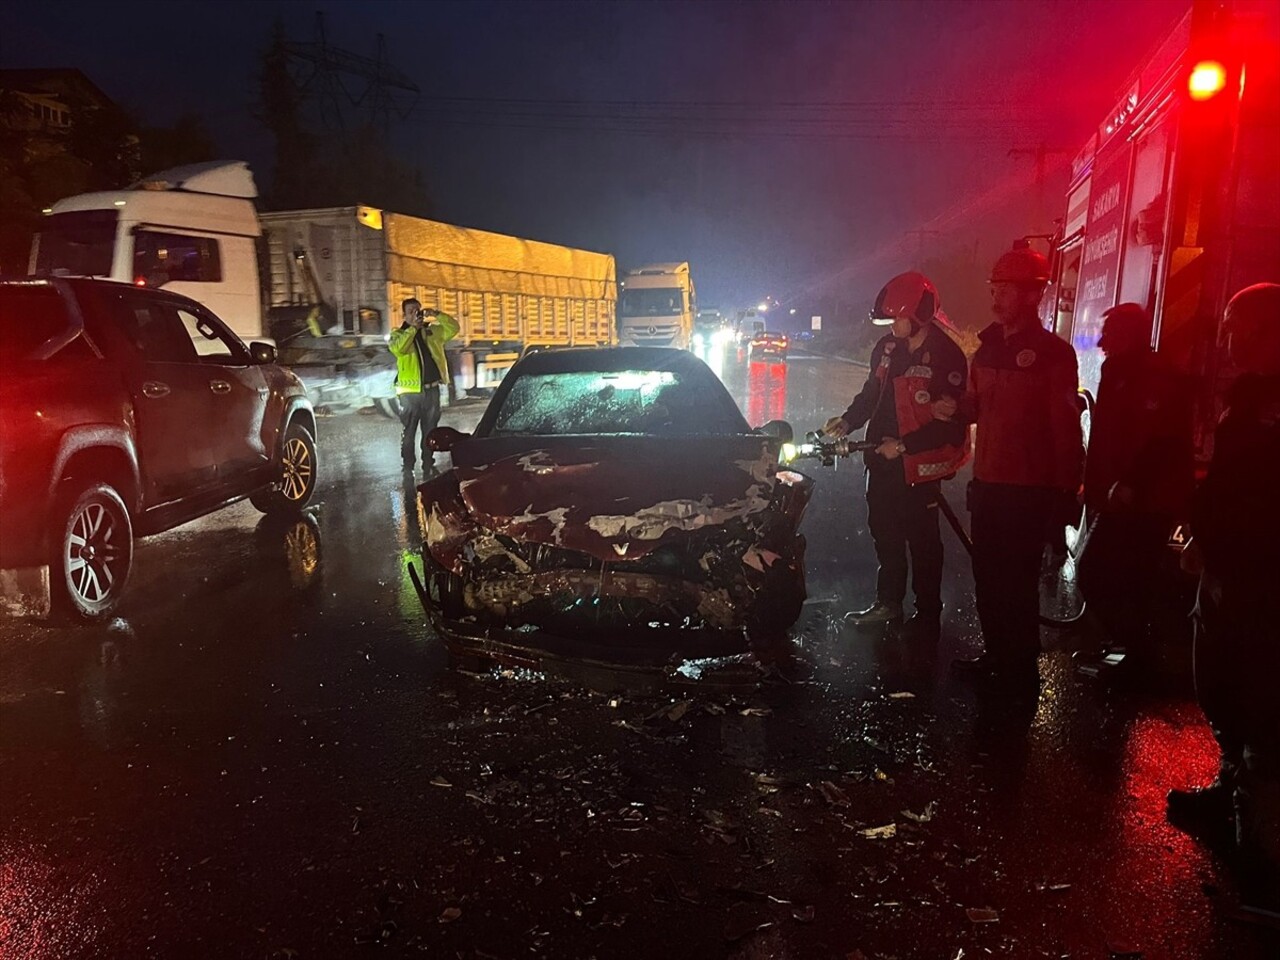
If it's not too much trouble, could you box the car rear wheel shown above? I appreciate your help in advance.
[251,423,317,514]
[52,482,133,622]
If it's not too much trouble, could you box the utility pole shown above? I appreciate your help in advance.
[1008,142,1070,229]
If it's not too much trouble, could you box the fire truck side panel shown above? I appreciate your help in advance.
[1050,0,1280,457]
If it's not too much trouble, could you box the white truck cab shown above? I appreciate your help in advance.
[618,262,695,349]
[31,161,265,343]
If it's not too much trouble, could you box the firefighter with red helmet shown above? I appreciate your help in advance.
[823,271,969,643]
[1168,282,1280,895]
[952,242,1083,697]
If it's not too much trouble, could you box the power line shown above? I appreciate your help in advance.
[414,94,1075,111]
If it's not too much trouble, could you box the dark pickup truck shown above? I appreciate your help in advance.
[0,278,317,620]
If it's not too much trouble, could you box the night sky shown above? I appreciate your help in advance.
[7,0,1189,315]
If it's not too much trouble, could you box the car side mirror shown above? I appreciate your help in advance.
[757,419,794,444]
[428,426,471,452]
[250,341,277,365]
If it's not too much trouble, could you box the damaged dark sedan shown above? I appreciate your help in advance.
[408,347,816,670]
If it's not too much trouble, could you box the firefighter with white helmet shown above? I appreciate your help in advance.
[1169,282,1280,894]
[951,242,1084,698]
[823,271,969,643]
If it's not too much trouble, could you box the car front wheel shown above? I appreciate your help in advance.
[52,482,134,622]
[251,423,317,514]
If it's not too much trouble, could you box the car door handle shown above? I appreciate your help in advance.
[209,380,232,395]
[142,381,170,399]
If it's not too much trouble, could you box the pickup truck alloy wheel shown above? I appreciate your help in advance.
[55,483,133,621]
[251,423,318,514]
[281,434,313,502]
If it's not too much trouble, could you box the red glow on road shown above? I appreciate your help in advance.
[746,360,788,426]
[1095,709,1223,947]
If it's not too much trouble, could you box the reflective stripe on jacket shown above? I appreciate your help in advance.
[388,311,460,394]
[841,324,970,485]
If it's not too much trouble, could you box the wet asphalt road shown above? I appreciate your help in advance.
[1,346,1276,959]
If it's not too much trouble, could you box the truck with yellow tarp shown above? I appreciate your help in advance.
[32,161,618,416]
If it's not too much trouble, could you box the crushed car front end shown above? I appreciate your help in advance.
[411,435,814,667]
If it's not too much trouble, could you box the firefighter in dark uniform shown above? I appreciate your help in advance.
[823,272,969,643]
[1078,302,1195,673]
[953,243,1083,696]
[1168,282,1280,895]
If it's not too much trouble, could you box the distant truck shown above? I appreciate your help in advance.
[1039,0,1279,456]
[734,308,767,345]
[31,161,618,415]
[694,307,730,337]
[618,262,695,349]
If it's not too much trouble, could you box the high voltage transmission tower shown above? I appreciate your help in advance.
[283,13,420,138]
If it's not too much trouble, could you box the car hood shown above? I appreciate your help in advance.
[447,435,783,562]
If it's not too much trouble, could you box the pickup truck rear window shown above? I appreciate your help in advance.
[0,286,78,363]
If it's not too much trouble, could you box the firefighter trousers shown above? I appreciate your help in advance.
[1077,511,1174,657]
[399,388,442,469]
[865,465,942,618]
[1193,573,1280,866]
[969,480,1056,673]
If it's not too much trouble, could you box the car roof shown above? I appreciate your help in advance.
[3,275,209,309]
[509,346,718,376]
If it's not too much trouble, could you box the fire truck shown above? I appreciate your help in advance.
[1042,0,1280,455]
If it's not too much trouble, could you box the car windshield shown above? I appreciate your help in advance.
[489,368,746,437]
[620,287,683,317]
[32,210,118,278]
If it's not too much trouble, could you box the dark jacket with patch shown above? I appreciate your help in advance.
[1192,373,1280,584]
[963,320,1082,491]
[840,323,969,484]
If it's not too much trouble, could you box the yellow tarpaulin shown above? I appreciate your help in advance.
[386,214,616,302]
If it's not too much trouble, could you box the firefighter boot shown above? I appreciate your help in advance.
[1167,781,1235,838]
[845,601,903,628]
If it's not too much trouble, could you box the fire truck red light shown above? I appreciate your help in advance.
[133,277,147,286]
[1188,61,1226,100]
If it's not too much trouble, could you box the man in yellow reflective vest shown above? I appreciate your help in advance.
[388,298,460,473]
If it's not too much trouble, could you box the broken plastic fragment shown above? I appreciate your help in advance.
[859,823,897,840]
[816,781,850,807]
[439,906,462,923]
[965,907,999,923]
[901,801,936,823]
